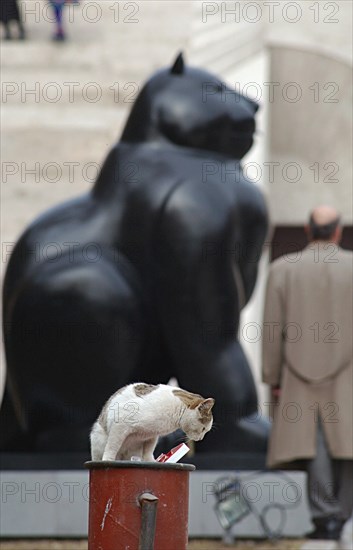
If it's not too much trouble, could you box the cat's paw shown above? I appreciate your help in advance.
[102,451,117,461]
[143,455,156,462]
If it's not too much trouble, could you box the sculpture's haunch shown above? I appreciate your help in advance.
[1,54,269,453]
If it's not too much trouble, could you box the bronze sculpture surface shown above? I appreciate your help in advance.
[1,54,269,454]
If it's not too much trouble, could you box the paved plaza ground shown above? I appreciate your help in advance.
[0,538,306,550]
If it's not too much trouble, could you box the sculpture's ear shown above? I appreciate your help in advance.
[171,52,185,75]
[247,96,259,113]
[250,98,259,113]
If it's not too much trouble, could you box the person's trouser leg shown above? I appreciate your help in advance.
[306,420,341,522]
[18,18,25,39]
[4,22,11,39]
[51,1,65,38]
[334,459,353,522]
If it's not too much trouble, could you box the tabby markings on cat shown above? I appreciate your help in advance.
[134,383,159,397]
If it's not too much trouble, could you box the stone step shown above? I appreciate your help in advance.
[2,1,191,69]
[1,74,143,107]
[0,469,312,538]
[1,102,126,132]
[301,541,338,550]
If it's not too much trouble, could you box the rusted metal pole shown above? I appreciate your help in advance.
[138,492,159,550]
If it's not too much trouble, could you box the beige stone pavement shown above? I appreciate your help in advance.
[1,0,194,245]
[0,537,307,549]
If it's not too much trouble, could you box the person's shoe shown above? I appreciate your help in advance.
[52,29,66,41]
[308,517,344,540]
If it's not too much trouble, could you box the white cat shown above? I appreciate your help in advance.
[90,383,215,461]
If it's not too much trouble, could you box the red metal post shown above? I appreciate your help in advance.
[85,460,195,550]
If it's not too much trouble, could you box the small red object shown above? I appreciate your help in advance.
[156,443,190,463]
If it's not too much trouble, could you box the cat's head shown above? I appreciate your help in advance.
[121,53,258,160]
[178,395,215,441]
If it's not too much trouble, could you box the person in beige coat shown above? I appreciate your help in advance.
[262,205,353,541]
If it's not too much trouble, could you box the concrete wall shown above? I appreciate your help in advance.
[265,0,353,224]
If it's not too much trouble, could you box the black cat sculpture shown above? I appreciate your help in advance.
[1,54,269,454]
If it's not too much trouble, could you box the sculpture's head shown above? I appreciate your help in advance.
[121,53,259,160]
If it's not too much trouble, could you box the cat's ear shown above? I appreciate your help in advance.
[171,52,185,75]
[198,398,215,413]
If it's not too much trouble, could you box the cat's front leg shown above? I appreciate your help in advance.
[142,437,158,462]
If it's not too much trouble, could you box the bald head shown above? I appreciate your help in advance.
[311,205,339,225]
[307,205,341,243]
